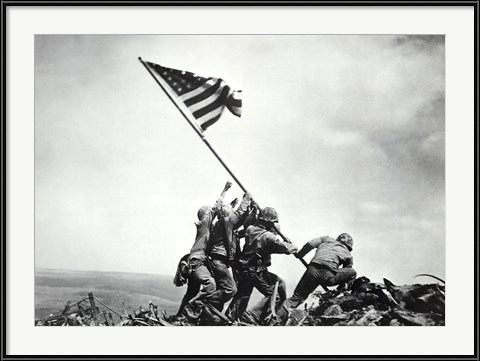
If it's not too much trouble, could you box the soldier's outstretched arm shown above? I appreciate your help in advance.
[221,181,232,196]
[295,237,326,258]
[213,181,232,210]
[264,233,298,255]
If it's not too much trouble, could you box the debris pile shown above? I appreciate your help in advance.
[286,276,445,326]
[36,276,445,326]
[35,292,172,326]
[35,295,118,326]
[116,303,171,326]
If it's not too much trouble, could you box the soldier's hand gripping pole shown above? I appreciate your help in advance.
[272,220,329,293]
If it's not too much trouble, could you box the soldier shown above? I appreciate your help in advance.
[177,182,232,319]
[226,207,298,325]
[206,191,254,311]
[285,233,357,309]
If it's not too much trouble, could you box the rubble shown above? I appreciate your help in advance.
[36,276,445,326]
[35,293,173,326]
[285,276,445,326]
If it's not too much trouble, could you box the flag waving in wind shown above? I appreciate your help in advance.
[144,61,242,131]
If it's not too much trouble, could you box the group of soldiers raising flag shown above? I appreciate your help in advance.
[173,181,357,326]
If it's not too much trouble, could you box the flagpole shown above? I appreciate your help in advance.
[138,57,316,278]
[138,57,248,193]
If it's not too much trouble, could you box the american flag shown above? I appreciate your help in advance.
[145,61,242,132]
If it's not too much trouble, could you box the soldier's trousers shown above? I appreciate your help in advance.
[177,278,200,315]
[287,263,357,308]
[226,268,286,324]
[209,257,237,311]
[178,259,222,317]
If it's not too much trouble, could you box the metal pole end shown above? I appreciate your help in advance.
[138,56,143,61]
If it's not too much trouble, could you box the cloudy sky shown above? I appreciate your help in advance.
[35,34,445,291]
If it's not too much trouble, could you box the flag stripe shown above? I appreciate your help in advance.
[196,105,225,124]
[192,87,230,119]
[184,79,222,107]
[227,104,242,116]
[197,106,225,128]
[200,114,222,131]
[187,82,228,114]
[229,97,242,108]
[179,78,217,102]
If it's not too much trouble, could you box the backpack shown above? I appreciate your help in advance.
[173,254,191,287]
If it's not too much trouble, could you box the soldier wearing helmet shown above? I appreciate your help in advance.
[285,232,357,309]
[205,189,254,311]
[177,181,232,318]
[226,206,298,325]
[337,232,353,251]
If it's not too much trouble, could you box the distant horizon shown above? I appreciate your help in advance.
[35,266,170,277]
[34,265,443,286]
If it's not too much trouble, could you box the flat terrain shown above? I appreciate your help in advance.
[35,268,185,321]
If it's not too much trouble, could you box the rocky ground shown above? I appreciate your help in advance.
[36,275,445,326]
[284,279,445,326]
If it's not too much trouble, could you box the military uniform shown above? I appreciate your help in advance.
[177,197,224,316]
[226,224,298,324]
[207,193,253,310]
[287,235,357,308]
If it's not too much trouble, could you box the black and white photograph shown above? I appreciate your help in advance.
[34,34,446,328]
[4,5,476,358]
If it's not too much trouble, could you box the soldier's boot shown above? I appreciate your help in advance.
[181,300,205,321]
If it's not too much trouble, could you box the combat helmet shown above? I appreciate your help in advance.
[337,233,353,251]
[258,207,279,223]
[197,206,212,221]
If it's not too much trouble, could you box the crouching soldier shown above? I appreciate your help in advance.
[226,207,298,325]
[176,182,232,319]
[285,233,357,309]
[206,191,254,312]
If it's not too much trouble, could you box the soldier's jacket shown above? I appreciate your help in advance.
[238,224,298,270]
[189,196,224,262]
[208,194,252,264]
[296,236,353,271]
